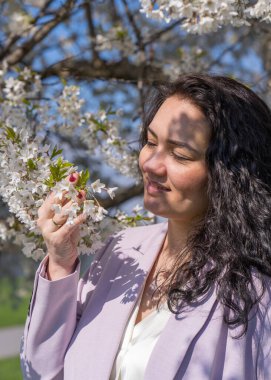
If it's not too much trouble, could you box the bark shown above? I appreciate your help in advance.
[40,58,169,83]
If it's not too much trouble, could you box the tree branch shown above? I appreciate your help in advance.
[3,0,75,66]
[206,30,251,69]
[121,0,146,114]
[143,18,185,48]
[83,1,99,61]
[40,57,169,83]
[121,0,143,49]
[0,0,55,60]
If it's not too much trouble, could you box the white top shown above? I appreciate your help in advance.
[110,299,171,380]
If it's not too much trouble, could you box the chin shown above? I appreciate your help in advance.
[144,201,195,222]
[143,201,169,219]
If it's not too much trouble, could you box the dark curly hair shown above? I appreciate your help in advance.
[140,73,271,337]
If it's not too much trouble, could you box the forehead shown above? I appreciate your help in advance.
[149,96,210,151]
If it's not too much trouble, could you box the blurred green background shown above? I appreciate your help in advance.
[0,357,22,380]
[0,251,36,380]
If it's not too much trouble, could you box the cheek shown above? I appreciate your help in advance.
[170,164,208,193]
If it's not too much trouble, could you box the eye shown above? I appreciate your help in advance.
[170,152,191,162]
[146,140,157,147]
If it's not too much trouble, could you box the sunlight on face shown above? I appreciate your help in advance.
[139,96,211,224]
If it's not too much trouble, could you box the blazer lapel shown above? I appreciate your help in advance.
[145,287,219,380]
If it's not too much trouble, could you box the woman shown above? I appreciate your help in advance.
[21,74,271,379]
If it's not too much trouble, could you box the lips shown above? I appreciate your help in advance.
[146,179,171,192]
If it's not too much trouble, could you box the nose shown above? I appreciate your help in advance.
[142,150,166,178]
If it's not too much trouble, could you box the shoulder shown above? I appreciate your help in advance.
[85,221,168,273]
[116,221,168,242]
[100,221,168,260]
[110,221,168,254]
[78,222,168,304]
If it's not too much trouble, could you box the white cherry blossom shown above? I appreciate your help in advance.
[91,179,106,193]
[107,187,118,199]
[139,0,271,34]
[0,69,154,259]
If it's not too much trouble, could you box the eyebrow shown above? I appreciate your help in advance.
[147,127,200,155]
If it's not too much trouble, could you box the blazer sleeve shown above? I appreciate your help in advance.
[255,280,271,379]
[20,235,115,380]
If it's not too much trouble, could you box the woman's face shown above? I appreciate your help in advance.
[139,96,211,224]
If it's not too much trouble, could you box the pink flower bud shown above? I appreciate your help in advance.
[69,173,76,182]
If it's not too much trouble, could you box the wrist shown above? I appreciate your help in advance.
[46,255,79,281]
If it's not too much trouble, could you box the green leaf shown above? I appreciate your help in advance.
[27,159,37,171]
[90,117,108,133]
[50,145,63,159]
[22,98,30,106]
[26,232,36,238]
[44,178,55,188]
[62,162,73,168]
[116,29,127,39]
[49,166,57,176]
[76,169,90,189]
[46,157,72,186]
[5,127,21,144]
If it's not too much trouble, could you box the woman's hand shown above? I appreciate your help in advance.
[37,172,87,280]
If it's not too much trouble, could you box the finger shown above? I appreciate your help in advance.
[66,212,87,229]
[52,212,87,236]
[38,190,69,220]
[38,196,74,233]
[53,189,86,223]
[38,172,82,220]
[50,200,74,228]
[69,225,81,246]
[47,190,86,231]
[44,172,81,208]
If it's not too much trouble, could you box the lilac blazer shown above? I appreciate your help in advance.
[20,222,271,379]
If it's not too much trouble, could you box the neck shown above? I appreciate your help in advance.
[165,219,196,253]
[159,218,201,269]
[151,219,196,288]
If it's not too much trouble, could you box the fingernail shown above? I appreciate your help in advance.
[77,191,83,199]
[69,173,76,182]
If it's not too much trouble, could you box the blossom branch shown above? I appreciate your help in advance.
[0,0,54,60]
[4,0,75,66]
[0,68,150,259]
